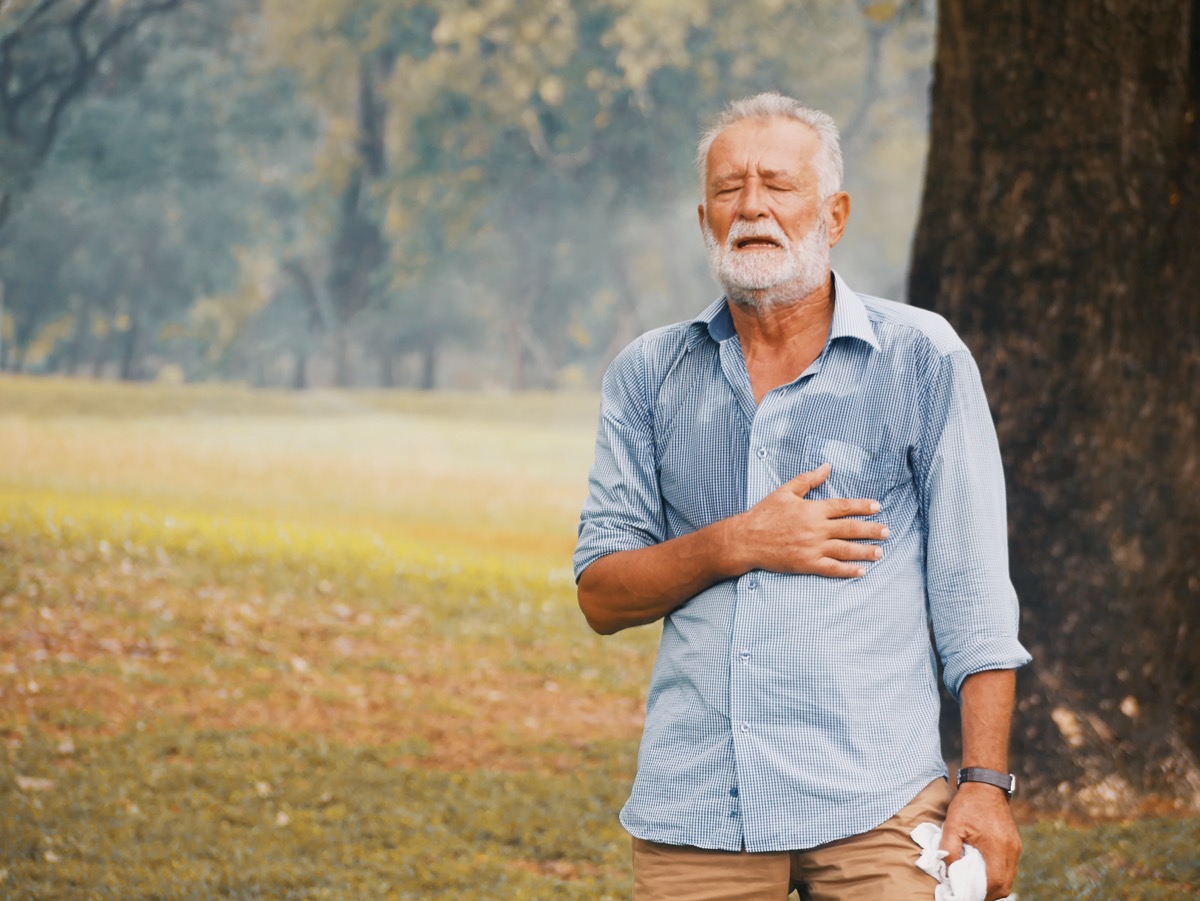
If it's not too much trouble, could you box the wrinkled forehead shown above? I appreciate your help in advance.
[705,117,821,184]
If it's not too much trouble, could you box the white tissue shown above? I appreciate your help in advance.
[910,821,1012,901]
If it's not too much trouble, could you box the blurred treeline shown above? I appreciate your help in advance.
[0,0,933,390]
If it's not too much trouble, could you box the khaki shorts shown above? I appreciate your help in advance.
[632,777,953,901]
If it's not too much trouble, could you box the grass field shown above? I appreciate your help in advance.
[1,376,1197,899]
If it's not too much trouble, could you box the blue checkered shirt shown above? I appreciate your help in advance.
[574,271,1032,852]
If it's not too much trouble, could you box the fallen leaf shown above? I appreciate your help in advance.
[15,775,56,793]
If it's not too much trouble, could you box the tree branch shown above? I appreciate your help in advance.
[36,0,108,158]
[0,0,65,134]
[282,258,333,334]
[0,0,66,39]
[523,114,592,171]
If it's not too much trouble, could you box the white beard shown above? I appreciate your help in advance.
[703,214,831,311]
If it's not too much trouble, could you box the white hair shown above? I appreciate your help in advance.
[695,92,844,198]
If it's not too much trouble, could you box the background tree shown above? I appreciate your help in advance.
[256,0,933,388]
[2,0,937,388]
[910,0,1200,812]
[0,1,319,380]
[0,0,188,229]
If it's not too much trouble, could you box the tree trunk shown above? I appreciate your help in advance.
[291,352,308,391]
[910,0,1200,814]
[325,53,392,386]
[332,326,352,388]
[91,331,114,379]
[379,350,396,388]
[118,313,141,381]
[418,341,437,391]
[63,296,94,376]
[0,279,6,371]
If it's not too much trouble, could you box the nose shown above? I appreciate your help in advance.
[736,178,769,220]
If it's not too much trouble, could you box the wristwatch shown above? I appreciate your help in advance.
[957,767,1016,798]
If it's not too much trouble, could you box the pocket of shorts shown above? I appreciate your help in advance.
[895,777,954,829]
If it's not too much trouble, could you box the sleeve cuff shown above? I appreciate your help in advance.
[942,637,1033,701]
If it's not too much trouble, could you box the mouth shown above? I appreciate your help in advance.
[733,237,782,250]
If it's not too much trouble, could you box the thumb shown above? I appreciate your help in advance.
[788,462,831,496]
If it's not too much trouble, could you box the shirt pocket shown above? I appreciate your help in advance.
[801,436,909,503]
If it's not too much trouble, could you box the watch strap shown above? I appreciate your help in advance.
[956,767,1016,797]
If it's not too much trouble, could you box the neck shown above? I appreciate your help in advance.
[726,272,835,404]
[727,272,834,348]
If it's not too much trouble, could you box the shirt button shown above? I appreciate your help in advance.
[730,786,739,798]
[739,650,751,663]
[740,723,750,734]
[756,447,768,459]
[747,577,758,590]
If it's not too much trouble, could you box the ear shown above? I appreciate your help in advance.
[697,202,707,236]
[824,192,851,247]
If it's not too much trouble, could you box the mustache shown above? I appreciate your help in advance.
[724,218,790,251]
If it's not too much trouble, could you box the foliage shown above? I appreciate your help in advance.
[0,1,317,382]
[0,0,935,388]
[0,0,188,227]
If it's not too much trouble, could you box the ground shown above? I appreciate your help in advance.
[0,377,1196,899]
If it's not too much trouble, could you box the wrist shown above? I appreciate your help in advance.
[956,766,1016,799]
[714,513,753,577]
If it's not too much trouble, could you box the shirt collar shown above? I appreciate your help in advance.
[688,270,881,353]
[829,270,881,352]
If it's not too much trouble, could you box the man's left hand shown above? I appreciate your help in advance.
[938,783,1021,901]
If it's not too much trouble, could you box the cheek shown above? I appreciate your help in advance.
[781,210,823,243]
[704,213,732,244]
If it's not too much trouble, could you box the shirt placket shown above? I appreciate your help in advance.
[727,385,788,845]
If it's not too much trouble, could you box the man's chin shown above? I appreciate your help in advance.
[719,268,791,294]
[725,285,787,311]
[722,272,829,311]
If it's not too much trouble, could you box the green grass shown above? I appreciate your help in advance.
[1,376,1197,899]
[1,727,637,900]
[1018,818,1200,899]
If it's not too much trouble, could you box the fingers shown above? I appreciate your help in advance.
[938,830,964,867]
[784,462,831,495]
[985,834,1022,900]
[825,540,883,563]
[783,467,883,526]
[983,850,1019,901]
[821,496,881,519]
[827,518,890,542]
[809,558,869,579]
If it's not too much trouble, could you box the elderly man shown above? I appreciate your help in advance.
[574,93,1031,901]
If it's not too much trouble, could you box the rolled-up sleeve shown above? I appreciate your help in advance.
[916,348,1032,699]
[573,338,668,581]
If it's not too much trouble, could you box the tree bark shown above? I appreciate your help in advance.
[290,352,307,391]
[325,52,392,387]
[910,0,1200,813]
[418,341,437,391]
[117,311,140,381]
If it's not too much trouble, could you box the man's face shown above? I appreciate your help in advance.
[698,117,846,305]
